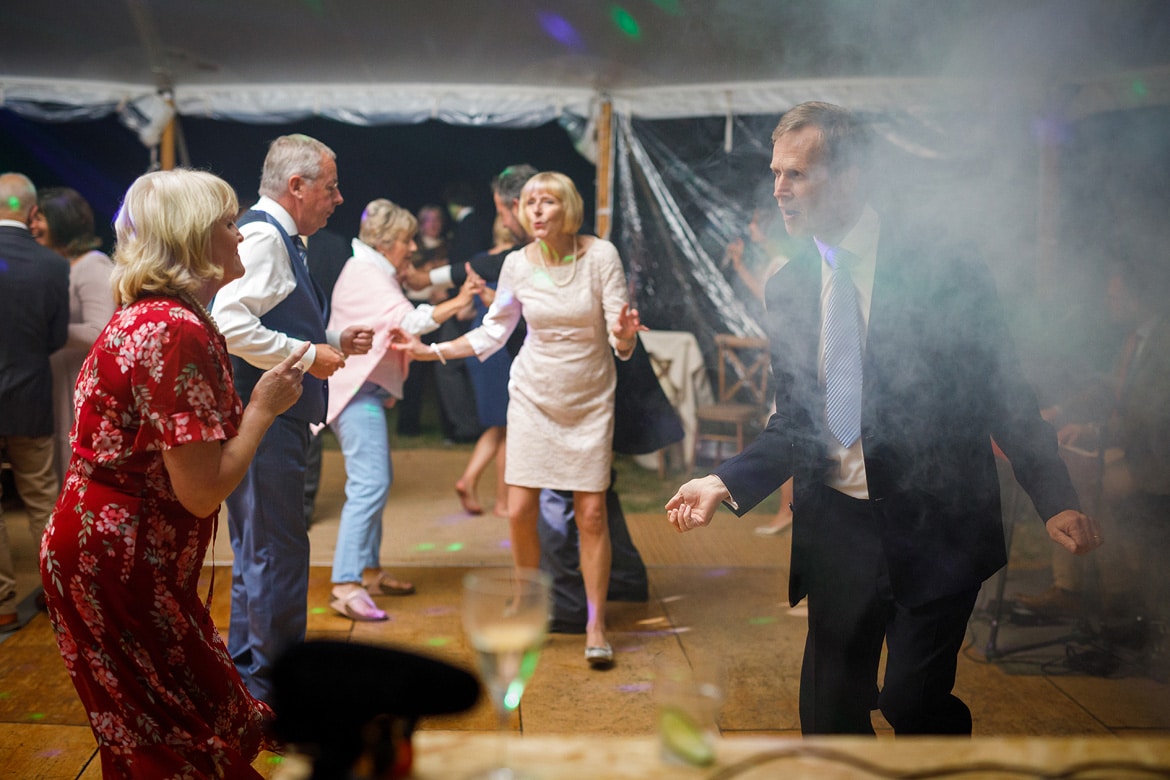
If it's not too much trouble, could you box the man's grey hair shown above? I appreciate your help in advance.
[491,164,538,205]
[258,134,336,198]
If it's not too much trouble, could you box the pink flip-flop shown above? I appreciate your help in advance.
[330,588,388,621]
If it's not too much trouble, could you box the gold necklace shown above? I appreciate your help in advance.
[179,292,221,335]
[539,235,579,288]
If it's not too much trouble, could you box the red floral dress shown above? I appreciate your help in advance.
[40,297,274,779]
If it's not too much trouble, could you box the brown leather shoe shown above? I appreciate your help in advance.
[1015,585,1080,617]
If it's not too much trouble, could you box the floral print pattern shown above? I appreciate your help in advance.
[40,297,273,779]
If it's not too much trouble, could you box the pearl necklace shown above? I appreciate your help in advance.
[180,292,221,335]
[538,235,579,288]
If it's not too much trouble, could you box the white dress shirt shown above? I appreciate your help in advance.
[211,196,338,371]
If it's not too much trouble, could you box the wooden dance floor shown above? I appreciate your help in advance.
[3,448,1169,778]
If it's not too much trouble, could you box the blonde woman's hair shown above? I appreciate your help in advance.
[518,171,584,237]
[110,169,239,305]
[358,198,417,248]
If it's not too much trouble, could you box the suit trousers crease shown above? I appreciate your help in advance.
[801,485,978,736]
[226,415,312,703]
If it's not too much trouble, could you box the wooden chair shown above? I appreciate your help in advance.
[693,335,772,467]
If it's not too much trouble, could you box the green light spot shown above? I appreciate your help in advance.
[267,756,284,765]
[504,680,525,710]
[310,607,328,614]
[27,713,46,721]
[611,5,641,39]
[446,542,464,552]
[1132,79,1148,98]
[747,616,777,625]
[426,637,450,647]
[415,542,436,551]
[0,692,11,699]
[6,196,20,211]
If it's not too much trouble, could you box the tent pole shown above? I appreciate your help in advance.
[595,99,614,240]
[160,112,176,171]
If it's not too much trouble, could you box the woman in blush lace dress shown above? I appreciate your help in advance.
[391,172,646,668]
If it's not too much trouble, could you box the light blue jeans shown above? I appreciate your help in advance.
[331,382,393,584]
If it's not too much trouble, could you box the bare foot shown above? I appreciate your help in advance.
[493,502,509,518]
[455,480,483,515]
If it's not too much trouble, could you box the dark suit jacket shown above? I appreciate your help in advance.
[448,208,493,265]
[451,246,510,287]
[305,228,353,307]
[715,224,1079,608]
[0,225,71,436]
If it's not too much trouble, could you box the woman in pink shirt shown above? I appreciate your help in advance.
[324,199,482,620]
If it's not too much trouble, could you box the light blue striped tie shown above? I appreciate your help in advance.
[823,247,862,448]
[293,235,309,267]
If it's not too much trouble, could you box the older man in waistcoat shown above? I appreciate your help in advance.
[211,135,372,700]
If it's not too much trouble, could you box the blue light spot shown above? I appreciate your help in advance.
[538,12,586,51]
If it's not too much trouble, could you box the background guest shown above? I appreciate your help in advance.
[430,181,490,445]
[31,186,117,479]
[0,172,69,633]
[40,169,306,776]
[1020,258,1170,627]
[455,215,517,517]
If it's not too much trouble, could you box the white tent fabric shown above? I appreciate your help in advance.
[3,0,1168,130]
[3,0,1168,364]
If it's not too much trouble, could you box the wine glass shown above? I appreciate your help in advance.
[462,567,551,780]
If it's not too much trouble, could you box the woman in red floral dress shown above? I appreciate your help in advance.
[40,169,308,778]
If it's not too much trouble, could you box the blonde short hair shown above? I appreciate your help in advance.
[518,172,584,237]
[358,199,417,247]
[110,169,239,305]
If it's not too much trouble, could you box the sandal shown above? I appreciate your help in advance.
[363,573,416,597]
[330,587,388,621]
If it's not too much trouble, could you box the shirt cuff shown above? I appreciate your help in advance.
[430,265,454,288]
[299,341,317,372]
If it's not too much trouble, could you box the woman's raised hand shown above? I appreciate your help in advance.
[613,303,649,342]
[387,327,427,359]
[251,342,309,419]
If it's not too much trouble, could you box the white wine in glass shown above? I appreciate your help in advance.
[462,567,551,780]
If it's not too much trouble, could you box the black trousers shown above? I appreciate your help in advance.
[800,486,979,735]
[537,473,649,634]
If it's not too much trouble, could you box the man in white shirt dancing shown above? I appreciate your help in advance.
[212,134,371,700]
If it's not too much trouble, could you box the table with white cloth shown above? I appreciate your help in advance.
[634,329,714,474]
[360,733,1170,779]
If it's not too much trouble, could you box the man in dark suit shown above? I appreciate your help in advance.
[0,172,70,632]
[302,227,354,525]
[429,181,492,443]
[666,102,1101,735]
